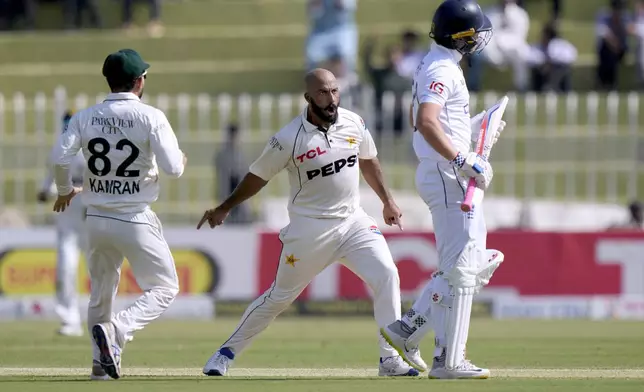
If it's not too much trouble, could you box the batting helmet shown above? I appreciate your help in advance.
[430,0,493,55]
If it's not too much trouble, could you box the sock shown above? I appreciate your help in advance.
[219,347,235,360]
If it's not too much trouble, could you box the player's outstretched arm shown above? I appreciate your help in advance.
[197,173,267,229]
[356,118,403,230]
[359,157,393,205]
[359,158,403,230]
[197,133,289,229]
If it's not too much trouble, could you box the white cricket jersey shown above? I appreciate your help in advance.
[412,43,472,162]
[51,92,185,214]
[249,107,377,220]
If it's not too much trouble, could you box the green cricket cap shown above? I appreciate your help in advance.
[102,49,150,82]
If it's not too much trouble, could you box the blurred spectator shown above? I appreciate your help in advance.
[64,0,102,30]
[551,0,563,20]
[0,0,36,30]
[527,21,578,92]
[306,0,357,73]
[608,200,643,230]
[394,30,426,80]
[631,0,644,87]
[214,124,254,224]
[320,54,360,108]
[467,0,531,92]
[595,0,631,90]
[630,200,644,226]
[123,0,164,37]
[363,30,424,138]
[520,0,563,20]
[363,39,397,136]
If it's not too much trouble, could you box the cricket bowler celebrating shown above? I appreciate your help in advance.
[198,69,420,377]
[50,49,186,380]
[380,0,506,379]
[38,111,87,337]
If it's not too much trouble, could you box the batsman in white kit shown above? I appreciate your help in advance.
[50,49,186,380]
[380,0,507,379]
[38,111,87,337]
[198,69,420,377]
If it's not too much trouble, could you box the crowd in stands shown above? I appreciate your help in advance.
[302,0,644,135]
[307,0,644,99]
[0,0,163,36]
[3,0,644,92]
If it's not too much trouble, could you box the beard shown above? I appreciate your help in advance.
[310,98,339,124]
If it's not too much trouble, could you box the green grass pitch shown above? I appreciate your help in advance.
[1,318,643,391]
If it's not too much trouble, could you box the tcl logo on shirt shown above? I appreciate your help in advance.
[306,155,357,180]
[429,81,445,95]
[296,147,327,163]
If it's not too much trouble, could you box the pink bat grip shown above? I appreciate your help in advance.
[460,96,508,213]
[461,178,478,212]
[461,116,487,213]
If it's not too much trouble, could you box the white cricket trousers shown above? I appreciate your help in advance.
[416,161,487,271]
[54,196,86,328]
[412,160,487,348]
[85,207,179,359]
[220,208,401,358]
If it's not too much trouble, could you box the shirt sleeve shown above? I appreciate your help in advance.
[51,113,82,196]
[416,64,454,107]
[358,117,377,159]
[150,110,185,178]
[249,134,290,181]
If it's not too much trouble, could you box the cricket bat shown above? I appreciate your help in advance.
[461,95,509,213]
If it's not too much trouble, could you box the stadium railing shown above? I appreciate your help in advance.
[0,87,641,225]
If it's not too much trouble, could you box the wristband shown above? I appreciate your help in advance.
[451,152,465,168]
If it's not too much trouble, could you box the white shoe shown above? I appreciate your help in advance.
[380,321,428,372]
[203,347,235,376]
[429,355,490,379]
[91,323,122,379]
[90,360,110,381]
[58,324,83,337]
[378,356,420,376]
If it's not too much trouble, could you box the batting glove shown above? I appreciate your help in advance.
[470,110,506,146]
[450,152,494,191]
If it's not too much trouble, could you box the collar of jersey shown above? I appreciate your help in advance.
[301,107,337,133]
[431,42,463,63]
[104,92,141,102]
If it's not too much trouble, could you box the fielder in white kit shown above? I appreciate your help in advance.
[38,111,87,337]
[380,0,506,379]
[51,49,186,380]
[198,69,420,377]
